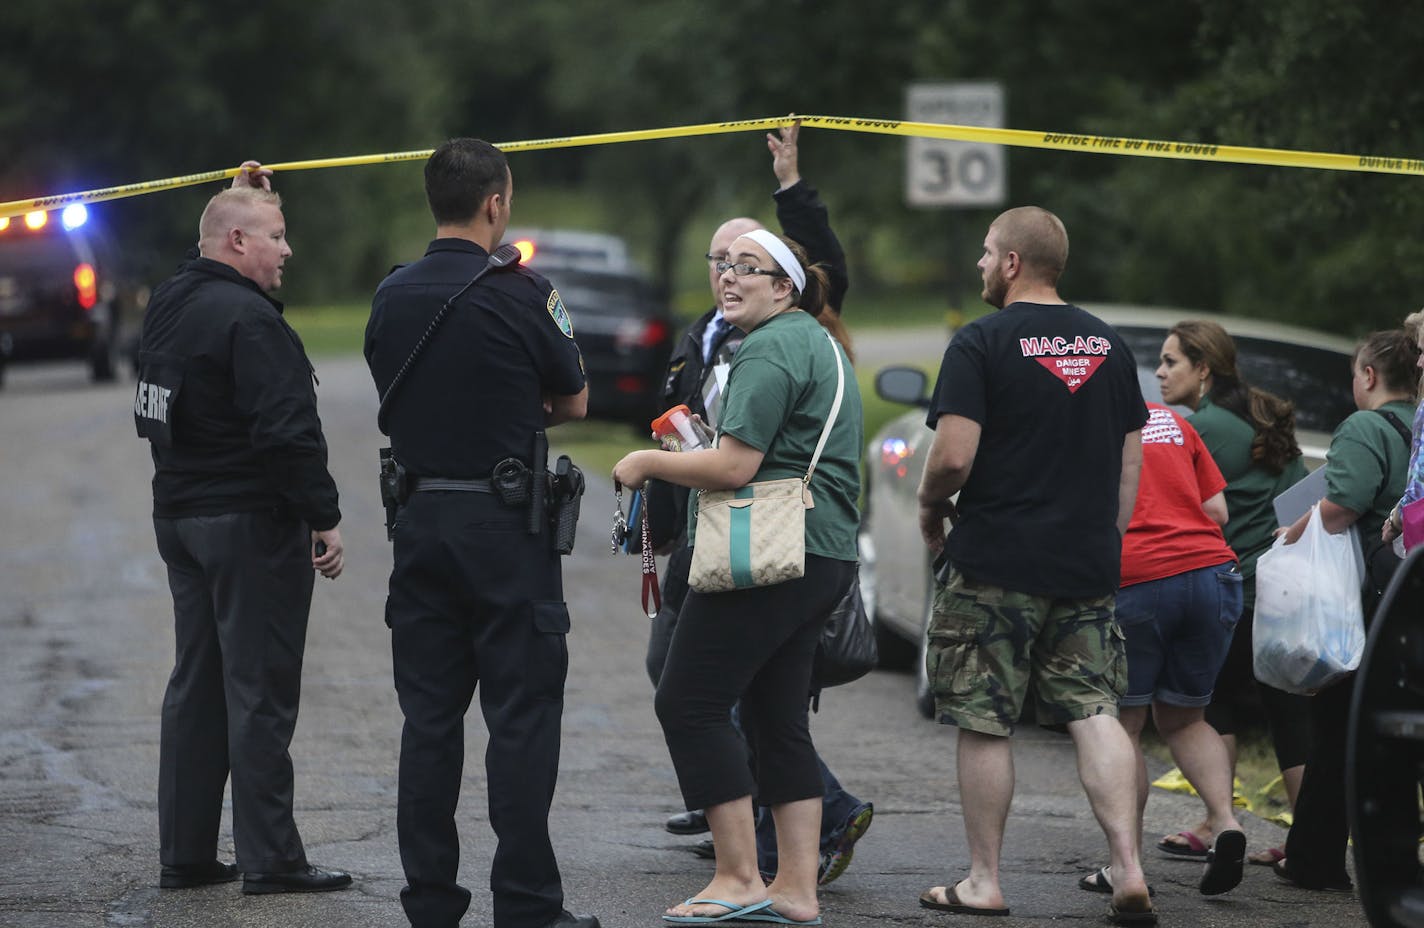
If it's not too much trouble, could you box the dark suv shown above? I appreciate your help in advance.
[507,229,674,427]
[0,204,129,387]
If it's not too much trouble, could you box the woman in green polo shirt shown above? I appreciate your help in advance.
[1154,320,1309,864]
[613,230,862,926]
[1273,328,1419,892]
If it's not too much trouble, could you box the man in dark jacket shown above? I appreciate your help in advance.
[135,163,350,895]
[647,122,873,887]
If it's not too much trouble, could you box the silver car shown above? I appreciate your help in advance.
[858,304,1359,716]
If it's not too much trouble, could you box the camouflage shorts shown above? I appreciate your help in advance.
[925,569,1127,736]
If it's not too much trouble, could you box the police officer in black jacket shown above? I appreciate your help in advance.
[364,139,597,928]
[135,163,351,894]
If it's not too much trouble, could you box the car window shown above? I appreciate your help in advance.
[544,272,656,318]
[1114,325,1355,434]
[1231,336,1356,432]
[0,232,83,274]
[1131,366,1173,410]
[506,229,633,274]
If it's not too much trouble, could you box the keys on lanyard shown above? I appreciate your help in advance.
[612,483,660,619]
[611,486,630,554]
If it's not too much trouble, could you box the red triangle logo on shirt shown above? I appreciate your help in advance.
[1035,355,1106,393]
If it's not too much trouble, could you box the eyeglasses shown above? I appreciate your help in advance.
[709,259,787,279]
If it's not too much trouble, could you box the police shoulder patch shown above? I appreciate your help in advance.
[546,289,574,338]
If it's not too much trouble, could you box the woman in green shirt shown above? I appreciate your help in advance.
[1154,320,1309,864]
[1274,328,1418,891]
[614,231,862,926]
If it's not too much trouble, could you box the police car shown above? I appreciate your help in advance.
[859,305,1359,716]
[507,229,673,426]
[0,203,133,388]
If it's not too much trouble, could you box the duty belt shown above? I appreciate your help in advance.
[411,477,493,493]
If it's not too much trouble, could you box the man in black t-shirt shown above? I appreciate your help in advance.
[915,207,1152,922]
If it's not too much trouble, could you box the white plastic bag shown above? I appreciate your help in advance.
[1252,505,1366,694]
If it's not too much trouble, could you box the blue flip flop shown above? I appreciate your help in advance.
[738,906,824,926]
[662,898,774,924]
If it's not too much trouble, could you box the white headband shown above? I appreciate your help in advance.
[739,229,806,295]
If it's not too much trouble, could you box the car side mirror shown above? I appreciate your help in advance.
[875,366,931,408]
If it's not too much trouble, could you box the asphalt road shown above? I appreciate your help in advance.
[0,344,1367,928]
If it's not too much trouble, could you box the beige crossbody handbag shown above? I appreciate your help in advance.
[688,328,846,593]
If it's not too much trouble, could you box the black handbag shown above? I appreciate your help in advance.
[813,572,878,689]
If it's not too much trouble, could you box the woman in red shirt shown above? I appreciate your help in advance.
[1079,404,1247,898]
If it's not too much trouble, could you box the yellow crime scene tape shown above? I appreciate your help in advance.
[4,114,1423,220]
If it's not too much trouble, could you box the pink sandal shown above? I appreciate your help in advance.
[1249,846,1286,866]
[1156,830,1209,859]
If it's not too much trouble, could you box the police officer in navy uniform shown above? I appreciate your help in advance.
[136,163,352,894]
[364,138,597,928]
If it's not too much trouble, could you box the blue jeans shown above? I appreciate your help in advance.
[755,755,863,873]
[1116,560,1242,708]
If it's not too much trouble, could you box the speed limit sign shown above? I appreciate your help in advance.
[906,82,1006,207]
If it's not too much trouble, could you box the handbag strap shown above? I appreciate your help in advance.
[1360,409,1414,585]
[1375,408,1413,448]
[1369,408,1414,506]
[803,327,846,486]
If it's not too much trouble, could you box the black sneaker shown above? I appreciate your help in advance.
[665,809,710,835]
[819,802,874,886]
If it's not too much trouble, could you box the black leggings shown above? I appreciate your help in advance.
[1205,605,1313,769]
[654,555,855,811]
[1283,674,1354,886]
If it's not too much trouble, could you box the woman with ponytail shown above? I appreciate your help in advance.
[615,232,863,926]
[1271,325,1419,890]
[1152,320,1309,865]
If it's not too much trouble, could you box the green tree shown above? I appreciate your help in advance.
[3,0,1419,332]
[0,0,473,299]
[1087,0,1424,331]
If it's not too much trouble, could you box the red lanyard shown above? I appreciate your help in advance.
[612,484,660,619]
[639,492,661,618]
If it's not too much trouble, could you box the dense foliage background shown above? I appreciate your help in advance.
[4,0,1420,330]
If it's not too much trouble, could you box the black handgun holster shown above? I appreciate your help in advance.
[379,447,409,541]
[548,454,585,555]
